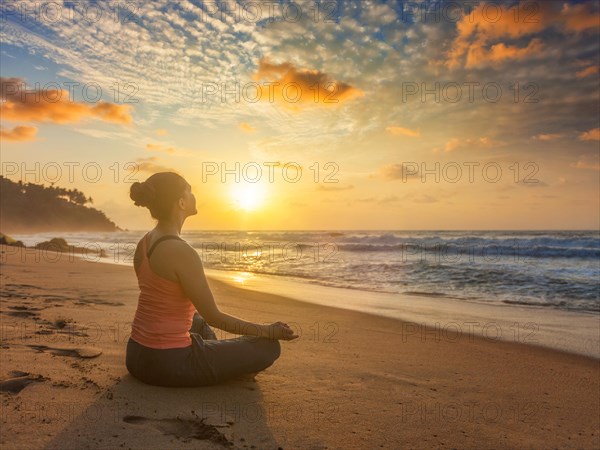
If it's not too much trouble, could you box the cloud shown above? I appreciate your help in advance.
[239,122,256,133]
[472,39,543,67]
[446,2,599,69]
[411,194,439,203]
[146,143,176,154]
[375,163,420,181]
[378,195,401,204]
[515,180,549,188]
[433,136,506,153]
[90,102,133,125]
[578,128,600,141]
[361,2,397,26]
[155,128,168,136]
[446,3,546,69]
[73,127,136,141]
[571,155,600,171]
[0,125,38,142]
[129,157,176,174]
[559,3,600,33]
[576,65,599,79]
[386,126,420,137]
[0,77,133,125]
[441,138,461,153]
[571,160,600,171]
[532,133,564,141]
[251,58,364,110]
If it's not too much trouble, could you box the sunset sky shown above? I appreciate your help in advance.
[1,0,599,230]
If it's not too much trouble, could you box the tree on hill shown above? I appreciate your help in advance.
[0,176,122,233]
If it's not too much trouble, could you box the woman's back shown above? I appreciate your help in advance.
[130,232,196,349]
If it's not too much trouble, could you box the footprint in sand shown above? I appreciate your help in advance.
[0,370,46,394]
[5,305,43,319]
[25,344,102,358]
[0,292,30,300]
[6,310,40,319]
[40,294,73,303]
[33,319,89,337]
[5,283,41,290]
[74,298,125,307]
[34,328,89,338]
[123,415,233,447]
[8,306,38,311]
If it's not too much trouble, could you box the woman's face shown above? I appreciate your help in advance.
[181,184,197,216]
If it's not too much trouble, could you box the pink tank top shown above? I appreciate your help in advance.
[130,233,196,349]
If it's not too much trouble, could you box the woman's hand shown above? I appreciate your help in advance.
[262,321,299,340]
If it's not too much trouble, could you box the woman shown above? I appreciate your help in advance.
[125,172,298,387]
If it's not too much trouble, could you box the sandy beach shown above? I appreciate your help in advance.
[0,244,598,450]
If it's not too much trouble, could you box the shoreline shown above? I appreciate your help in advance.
[1,244,599,449]
[203,268,600,359]
[19,245,598,359]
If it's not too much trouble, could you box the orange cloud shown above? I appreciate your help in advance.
[433,136,506,153]
[576,66,599,79]
[443,138,461,152]
[239,122,256,133]
[473,38,543,66]
[447,3,545,69]
[572,161,600,171]
[0,125,38,142]
[128,157,176,174]
[560,3,600,33]
[533,133,563,141]
[578,128,600,141]
[251,58,363,110]
[386,126,420,137]
[0,77,133,125]
[446,2,599,69]
[155,128,168,136]
[571,155,600,171]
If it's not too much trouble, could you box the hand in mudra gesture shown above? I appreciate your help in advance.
[263,321,299,340]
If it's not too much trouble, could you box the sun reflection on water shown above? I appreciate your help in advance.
[231,271,254,284]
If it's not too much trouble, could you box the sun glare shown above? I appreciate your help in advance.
[231,271,254,284]
[230,182,266,211]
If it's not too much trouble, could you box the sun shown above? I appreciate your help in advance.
[230,182,266,211]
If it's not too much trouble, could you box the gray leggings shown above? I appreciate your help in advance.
[126,312,281,387]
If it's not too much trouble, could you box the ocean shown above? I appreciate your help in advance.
[8,230,600,314]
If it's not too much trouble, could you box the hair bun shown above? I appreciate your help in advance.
[130,181,156,208]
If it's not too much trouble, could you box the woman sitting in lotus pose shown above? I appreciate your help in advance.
[126,171,298,387]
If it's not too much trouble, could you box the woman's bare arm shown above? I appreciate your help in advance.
[172,242,268,337]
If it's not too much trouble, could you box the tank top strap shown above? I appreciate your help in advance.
[146,234,183,259]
